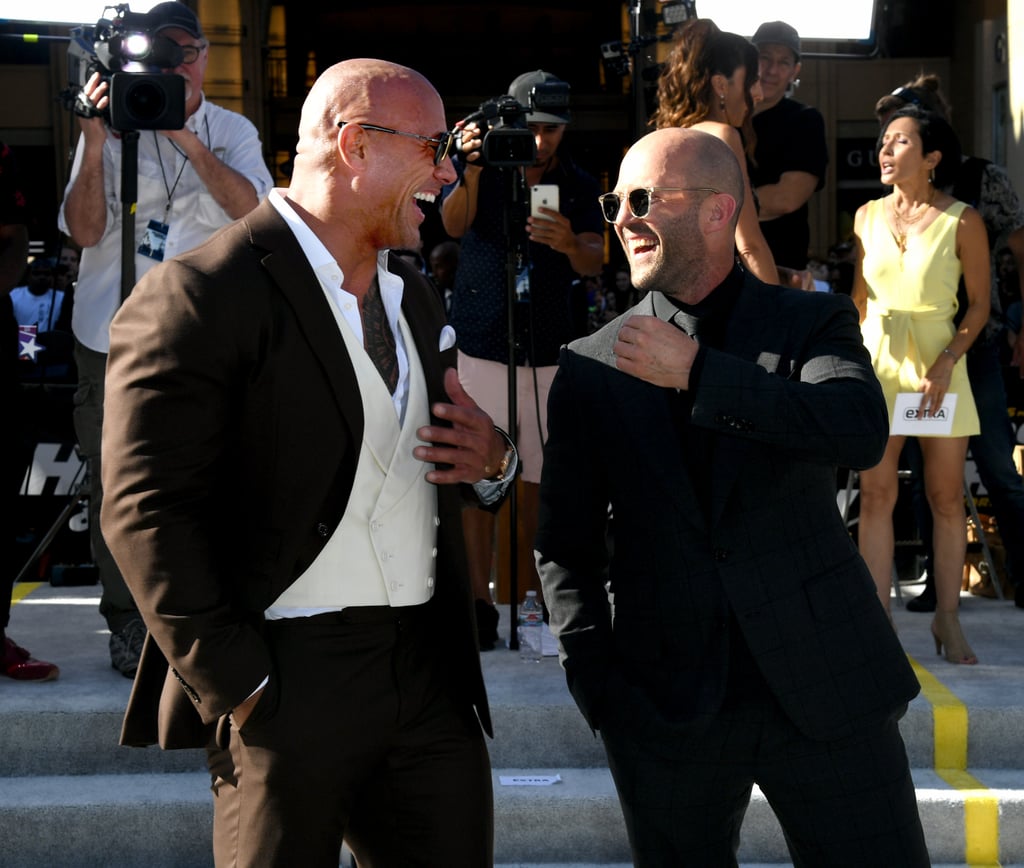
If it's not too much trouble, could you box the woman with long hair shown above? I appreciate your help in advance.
[650,18,778,284]
[853,105,990,664]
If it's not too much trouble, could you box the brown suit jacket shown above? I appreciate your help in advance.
[102,198,491,748]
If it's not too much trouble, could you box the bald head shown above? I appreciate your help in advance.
[282,58,453,289]
[611,128,744,301]
[623,128,744,224]
[292,58,442,181]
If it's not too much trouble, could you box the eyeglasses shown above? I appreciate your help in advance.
[178,43,207,65]
[336,121,456,166]
[598,187,719,223]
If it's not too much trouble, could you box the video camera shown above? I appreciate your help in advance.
[457,80,570,169]
[61,4,185,132]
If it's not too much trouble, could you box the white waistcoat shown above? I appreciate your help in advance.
[267,310,438,612]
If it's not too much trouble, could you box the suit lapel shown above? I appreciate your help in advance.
[245,200,364,443]
[586,293,708,531]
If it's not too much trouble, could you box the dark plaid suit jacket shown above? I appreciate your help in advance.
[536,270,919,747]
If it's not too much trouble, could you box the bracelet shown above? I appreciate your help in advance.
[941,347,959,362]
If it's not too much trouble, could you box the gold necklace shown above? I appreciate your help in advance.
[890,186,936,258]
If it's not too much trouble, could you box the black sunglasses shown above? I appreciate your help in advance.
[890,86,926,107]
[598,186,719,223]
[337,121,455,166]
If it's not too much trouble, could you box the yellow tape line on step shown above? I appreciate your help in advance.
[909,655,1000,868]
[11,582,43,604]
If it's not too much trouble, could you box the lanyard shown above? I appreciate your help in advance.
[152,114,211,220]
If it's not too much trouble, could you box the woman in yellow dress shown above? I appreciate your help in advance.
[853,105,990,664]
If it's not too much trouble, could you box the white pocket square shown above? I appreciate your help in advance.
[439,325,457,351]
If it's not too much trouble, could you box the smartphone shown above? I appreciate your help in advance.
[530,184,560,220]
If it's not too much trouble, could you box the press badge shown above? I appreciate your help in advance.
[138,219,170,262]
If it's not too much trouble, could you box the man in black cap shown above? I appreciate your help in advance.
[440,70,604,645]
[749,21,828,275]
[58,0,274,677]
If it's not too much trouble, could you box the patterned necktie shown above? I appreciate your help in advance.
[361,276,398,394]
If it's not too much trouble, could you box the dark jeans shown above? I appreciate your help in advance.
[910,333,1024,586]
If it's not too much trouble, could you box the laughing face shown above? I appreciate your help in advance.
[610,143,713,300]
[363,86,457,252]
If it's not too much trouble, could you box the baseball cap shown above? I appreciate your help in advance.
[508,70,571,125]
[752,21,800,61]
[146,2,204,39]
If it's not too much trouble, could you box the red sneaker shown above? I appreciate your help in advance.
[2,636,60,681]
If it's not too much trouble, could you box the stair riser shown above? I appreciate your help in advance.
[1,779,1022,866]
[5,705,1024,776]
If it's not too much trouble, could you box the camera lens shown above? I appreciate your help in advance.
[123,79,167,124]
[108,73,185,131]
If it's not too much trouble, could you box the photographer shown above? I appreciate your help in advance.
[440,69,604,647]
[58,1,273,677]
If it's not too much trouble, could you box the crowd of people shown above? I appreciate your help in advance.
[4,3,1024,865]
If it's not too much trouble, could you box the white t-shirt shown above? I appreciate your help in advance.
[10,286,65,331]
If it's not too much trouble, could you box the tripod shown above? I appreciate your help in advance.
[501,165,530,649]
[14,457,89,585]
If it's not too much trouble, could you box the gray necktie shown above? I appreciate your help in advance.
[672,310,699,341]
[362,277,398,394]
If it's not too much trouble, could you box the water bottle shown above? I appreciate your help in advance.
[517,590,543,662]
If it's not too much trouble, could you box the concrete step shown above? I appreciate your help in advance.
[2,768,1023,867]
[4,687,1024,776]
[4,583,1024,867]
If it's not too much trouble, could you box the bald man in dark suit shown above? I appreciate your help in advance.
[536,128,929,867]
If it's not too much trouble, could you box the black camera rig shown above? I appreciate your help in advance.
[457,80,570,169]
[61,4,185,132]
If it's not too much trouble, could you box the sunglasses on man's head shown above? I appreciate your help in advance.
[598,187,719,223]
[336,121,456,166]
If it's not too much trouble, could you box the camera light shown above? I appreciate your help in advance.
[122,32,152,61]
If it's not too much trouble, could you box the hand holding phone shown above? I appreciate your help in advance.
[530,184,559,221]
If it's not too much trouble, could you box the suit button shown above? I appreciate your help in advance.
[316,523,330,537]
[713,548,728,561]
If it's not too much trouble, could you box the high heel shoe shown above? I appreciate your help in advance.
[931,611,978,665]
